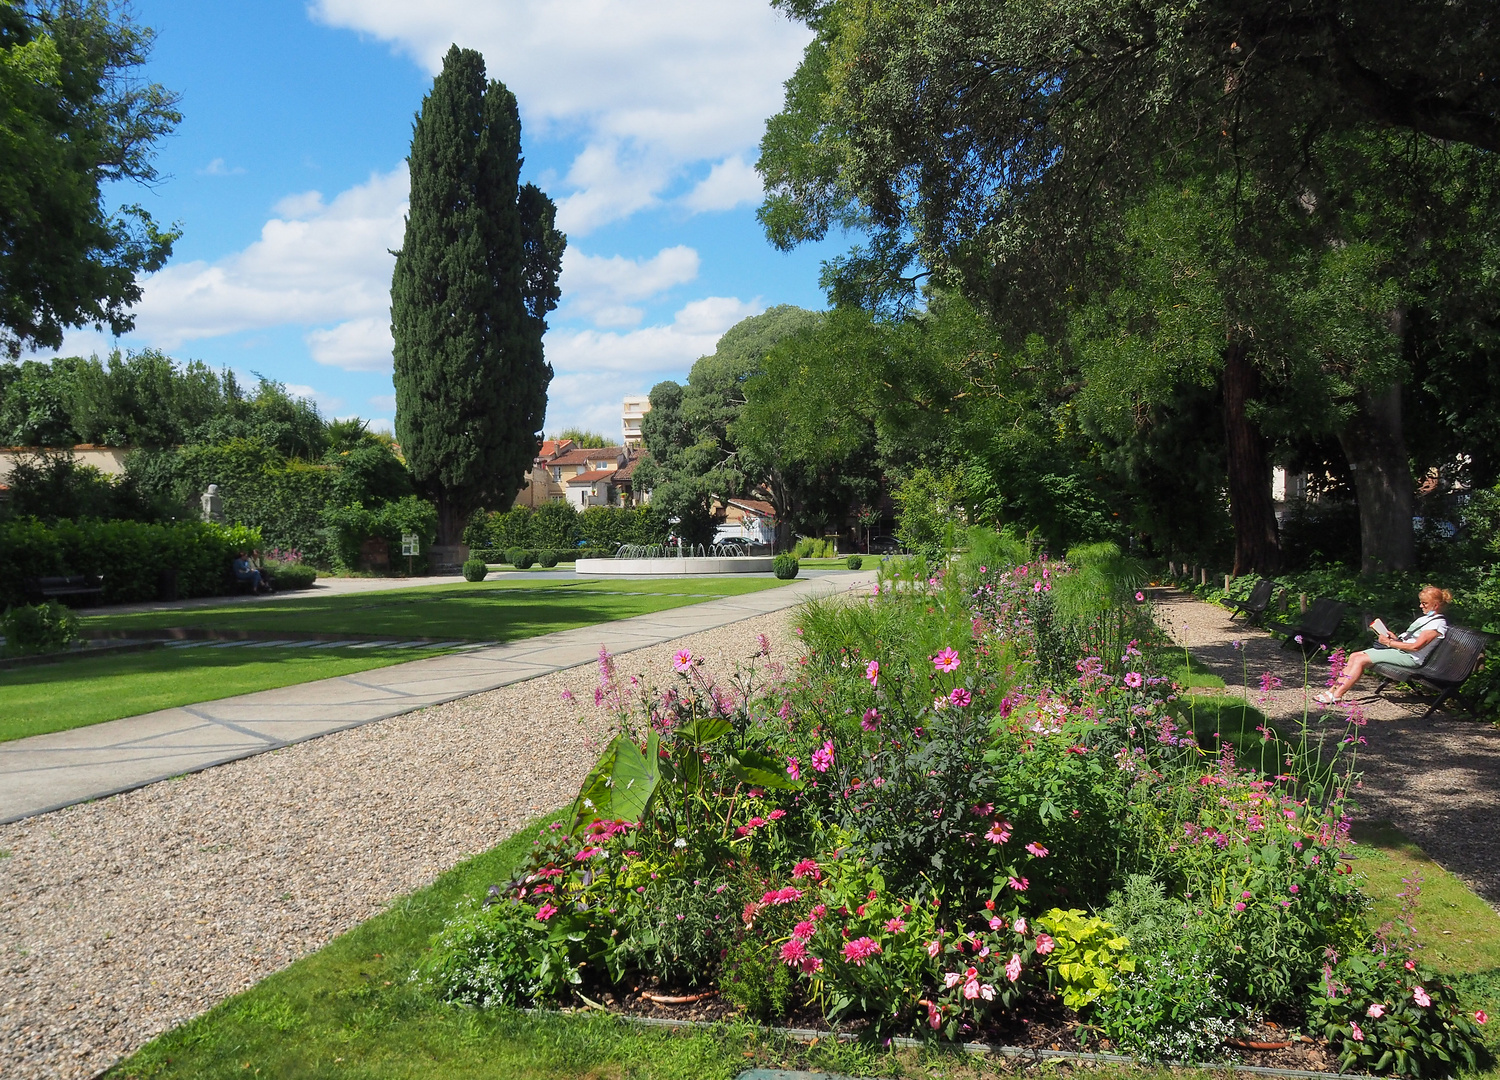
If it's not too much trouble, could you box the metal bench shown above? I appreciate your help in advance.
[23,574,104,606]
[1267,597,1349,651]
[1226,578,1276,625]
[1373,626,1489,719]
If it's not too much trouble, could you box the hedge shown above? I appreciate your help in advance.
[0,518,262,607]
[472,504,668,554]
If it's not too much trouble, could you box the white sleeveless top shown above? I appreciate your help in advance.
[1399,612,1449,664]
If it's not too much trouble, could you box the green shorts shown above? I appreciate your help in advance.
[1365,647,1422,669]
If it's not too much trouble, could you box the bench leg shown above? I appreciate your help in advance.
[1422,688,1455,720]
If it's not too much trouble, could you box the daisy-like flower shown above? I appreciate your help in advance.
[861,708,881,730]
[949,687,972,707]
[786,756,800,780]
[672,648,694,672]
[798,955,823,975]
[1005,953,1023,981]
[535,902,558,921]
[865,660,880,686]
[1025,843,1049,858]
[1123,671,1144,688]
[985,821,1012,844]
[884,917,906,933]
[780,939,808,965]
[1034,934,1055,955]
[1008,876,1029,891]
[792,920,816,941]
[811,740,834,773]
[792,858,821,880]
[842,936,882,965]
[933,647,961,672]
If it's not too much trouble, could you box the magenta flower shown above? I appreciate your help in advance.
[861,708,881,730]
[535,902,558,921]
[786,756,800,780]
[985,821,1012,844]
[791,920,816,941]
[762,886,804,905]
[1034,933,1055,955]
[884,917,906,933]
[671,648,694,672]
[1008,876,1029,891]
[1005,953,1023,982]
[769,808,786,820]
[1123,671,1143,688]
[1233,902,1246,911]
[1476,1010,1488,1024]
[792,858,821,880]
[865,659,880,686]
[927,939,941,957]
[842,936,882,965]
[1135,591,1145,602]
[949,687,972,707]
[779,939,808,965]
[811,740,834,773]
[1025,842,1049,858]
[559,689,575,702]
[933,647,961,672]
[1351,1021,1365,1042]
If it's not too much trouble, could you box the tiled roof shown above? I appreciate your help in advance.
[549,446,626,468]
[537,438,575,460]
[616,450,648,482]
[728,498,775,518]
[566,468,618,485]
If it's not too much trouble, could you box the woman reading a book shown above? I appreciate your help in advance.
[1316,587,1452,704]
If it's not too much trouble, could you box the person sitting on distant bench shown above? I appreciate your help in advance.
[232,550,274,594]
[1316,586,1451,704]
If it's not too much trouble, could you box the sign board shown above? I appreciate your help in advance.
[401,533,419,557]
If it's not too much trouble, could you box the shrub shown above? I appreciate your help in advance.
[463,558,488,582]
[537,549,559,568]
[512,550,535,570]
[414,897,544,1008]
[323,495,438,574]
[505,547,527,566]
[266,561,317,590]
[846,554,863,570]
[773,554,799,579]
[2,600,80,656]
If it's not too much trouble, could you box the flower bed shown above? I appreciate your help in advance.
[416,539,1490,1075]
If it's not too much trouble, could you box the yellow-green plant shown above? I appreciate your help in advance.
[1035,908,1135,1008]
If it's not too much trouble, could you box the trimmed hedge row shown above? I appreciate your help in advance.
[0,518,262,607]
[472,547,613,565]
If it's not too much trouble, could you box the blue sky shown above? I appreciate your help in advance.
[37,0,845,439]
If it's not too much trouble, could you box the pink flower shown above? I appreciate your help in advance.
[949,687,972,707]
[842,936,881,965]
[1367,1003,1386,1018]
[762,886,804,905]
[1289,884,1299,893]
[985,821,1012,844]
[1351,1021,1365,1042]
[786,757,800,780]
[769,808,786,820]
[574,846,604,861]
[927,939,941,957]
[885,917,906,933]
[811,740,834,773]
[989,916,1005,931]
[933,647,961,672]
[1008,876,1029,891]
[944,970,963,989]
[560,689,575,703]
[1034,934,1055,955]
[792,858,821,880]
[1405,959,1416,970]
[1413,986,1431,1007]
[798,955,823,975]
[1123,671,1143,688]
[865,660,880,686]
[1025,843,1049,858]
[535,902,558,921]
[792,920,816,941]
[756,632,771,656]
[672,648,694,672]
[1476,1010,1488,1025]
[928,1002,942,1029]
[1234,902,1246,911]
[861,708,881,729]
[780,939,808,965]
[1135,591,1145,602]
[1014,917,1027,935]
[1005,953,1023,982]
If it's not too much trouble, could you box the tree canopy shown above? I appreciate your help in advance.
[0,0,181,357]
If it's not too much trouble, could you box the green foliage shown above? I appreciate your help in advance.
[893,468,961,562]
[529,502,579,550]
[265,561,316,590]
[323,496,438,573]
[1098,942,1237,1063]
[772,553,799,579]
[0,1,180,358]
[1034,909,1134,1009]
[845,554,862,569]
[510,550,535,570]
[1,599,79,656]
[551,427,610,448]
[612,875,739,988]
[462,558,487,582]
[1,451,163,522]
[793,537,838,559]
[721,933,796,1020]
[392,45,563,544]
[536,549,558,568]
[414,898,545,1008]
[0,517,259,607]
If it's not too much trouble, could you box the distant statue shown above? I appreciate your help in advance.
[200,484,224,523]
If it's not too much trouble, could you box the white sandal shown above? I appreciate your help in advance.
[1314,690,1339,705]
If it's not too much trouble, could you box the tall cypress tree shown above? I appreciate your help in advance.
[391,45,564,545]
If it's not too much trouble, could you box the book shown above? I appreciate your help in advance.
[1370,617,1391,639]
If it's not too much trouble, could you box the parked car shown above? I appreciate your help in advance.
[714,536,751,554]
[868,535,901,554]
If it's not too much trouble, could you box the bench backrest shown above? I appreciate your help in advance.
[1302,598,1348,638]
[1244,577,1275,611]
[1420,626,1488,685]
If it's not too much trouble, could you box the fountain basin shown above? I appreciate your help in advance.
[576,556,775,576]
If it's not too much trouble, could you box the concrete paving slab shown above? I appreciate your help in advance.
[0,571,875,823]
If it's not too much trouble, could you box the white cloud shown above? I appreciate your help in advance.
[200,157,246,177]
[307,316,394,372]
[683,155,763,213]
[368,394,397,412]
[308,0,812,233]
[284,383,345,415]
[132,166,408,348]
[559,244,699,328]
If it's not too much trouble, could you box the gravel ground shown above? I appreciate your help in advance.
[0,609,796,1080]
[1151,588,1500,910]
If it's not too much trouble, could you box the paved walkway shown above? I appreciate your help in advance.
[1,571,876,824]
[1151,587,1500,908]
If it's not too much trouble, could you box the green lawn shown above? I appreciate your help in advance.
[103,814,1500,1079]
[3,578,792,741]
[82,577,790,642]
[0,645,450,742]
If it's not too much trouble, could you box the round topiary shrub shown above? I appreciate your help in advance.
[773,554,800,580]
[846,554,863,570]
[506,548,528,568]
[267,562,318,590]
[512,550,536,570]
[537,549,559,568]
[2,600,80,656]
[463,558,488,582]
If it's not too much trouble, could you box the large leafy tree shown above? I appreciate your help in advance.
[760,0,1500,574]
[1,1,180,358]
[392,45,564,545]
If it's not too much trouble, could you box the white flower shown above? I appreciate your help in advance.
[674,837,687,849]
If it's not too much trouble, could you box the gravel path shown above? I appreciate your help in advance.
[1151,588,1500,909]
[0,609,796,1080]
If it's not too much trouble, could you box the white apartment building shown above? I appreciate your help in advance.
[622,394,651,449]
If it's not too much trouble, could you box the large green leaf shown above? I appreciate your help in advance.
[677,715,732,745]
[727,746,803,790]
[571,731,660,833]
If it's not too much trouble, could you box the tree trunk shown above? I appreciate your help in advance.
[1222,337,1281,575]
[434,492,467,548]
[1336,381,1415,574]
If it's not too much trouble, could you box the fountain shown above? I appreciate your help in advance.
[575,541,776,577]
